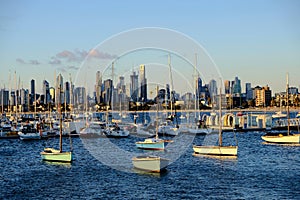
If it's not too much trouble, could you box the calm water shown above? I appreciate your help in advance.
[1,131,300,199]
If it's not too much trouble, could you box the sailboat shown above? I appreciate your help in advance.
[132,155,169,173]
[136,86,166,150]
[262,73,300,144]
[188,54,212,135]
[158,55,180,136]
[193,86,238,156]
[40,85,72,162]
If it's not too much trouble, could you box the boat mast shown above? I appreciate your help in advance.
[194,53,199,121]
[219,83,222,146]
[286,73,290,136]
[168,54,173,116]
[155,85,159,140]
[59,85,63,153]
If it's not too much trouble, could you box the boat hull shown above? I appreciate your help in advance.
[18,132,41,140]
[261,134,300,144]
[135,140,165,150]
[41,149,72,162]
[188,127,212,135]
[193,145,238,156]
[132,156,169,172]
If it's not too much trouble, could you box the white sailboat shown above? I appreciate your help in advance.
[132,156,169,173]
[40,85,72,162]
[188,54,212,135]
[262,73,300,144]
[158,55,180,136]
[193,86,238,156]
[136,86,166,150]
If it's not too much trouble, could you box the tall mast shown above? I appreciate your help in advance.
[219,81,222,146]
[59,84,63,153]
[168,54,173,115]
[194,53,198,120]
[155,85,159,140]
[286,73,290,136]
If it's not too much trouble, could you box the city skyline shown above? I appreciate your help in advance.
[0,1,299,94]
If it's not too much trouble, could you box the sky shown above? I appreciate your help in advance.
[0,0,299,95]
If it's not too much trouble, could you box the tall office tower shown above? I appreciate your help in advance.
[64,81,70,105]
[224,80,230,94]
[118,76,126,103]
[139,64,147,102]
[20,88,28,109]
[43,80,50,104]
[166,84,170,100]
[0,89,9,112]
[74,87,86,106]
[130,71,138,102]
[56,73,64,105]
[49,87,55,103]
[232,76,241,95]
[245,83,252,100]
[102,79,113,106]
[95,71,102,104]
[30,79,35,105]
[195,77,203,99]
[208,79,218,98]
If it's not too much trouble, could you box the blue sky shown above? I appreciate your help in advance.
[0,0,299,94]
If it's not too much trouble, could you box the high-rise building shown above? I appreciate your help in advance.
[74,87,86,106]
[139,64,147,102]
[49,87,55,103]
[102,79,113,106]
[64,81,70,105]
[245,83,252,100]
[43,80,50,104]
[56,74,64,105]
[30,79,35,105]
[208,79,217,98]
[232,76,241,95]
[254,85,272,107]
[130,71,138,102]
[224,80,230,94]
[95,71,102,104]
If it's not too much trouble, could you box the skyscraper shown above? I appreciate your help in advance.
[245,83,252,100]
[43,80,50,104]
[232,76,241,95]
[130,71,138,102]
[30,79,35,105]
[224,80,230,94]
[95,71,102,104]
[139,64,147,102]
[64,81,70,105]
[56,74,64,104]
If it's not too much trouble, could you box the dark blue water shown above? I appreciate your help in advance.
[1,131,299,199]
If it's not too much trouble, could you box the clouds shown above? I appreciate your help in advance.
[15,48,115,73]
[55,49,116,62]
[16,58,40,65]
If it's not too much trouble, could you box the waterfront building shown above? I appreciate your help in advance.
[139,64,147,102]
[130,71,138,102]
[254,85,272,107]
